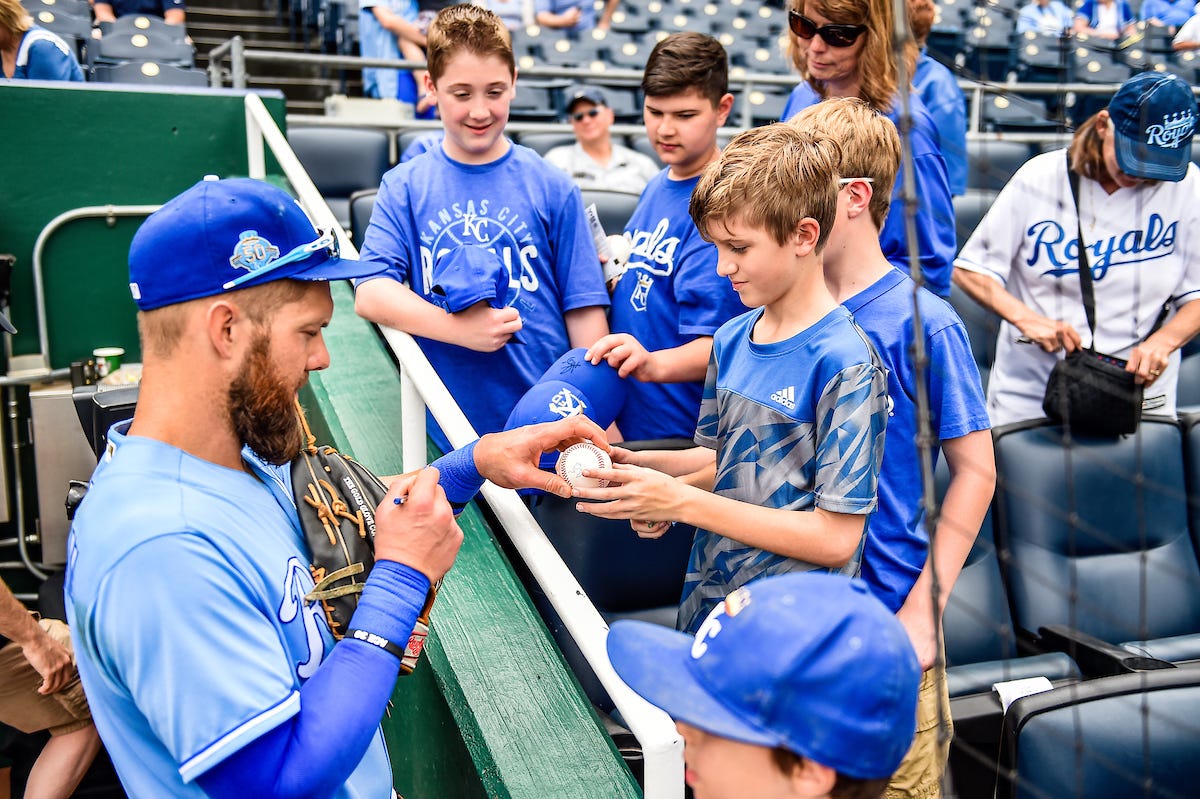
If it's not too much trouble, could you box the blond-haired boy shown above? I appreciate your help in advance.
[355,4,609,452]
[574,124,889,635]
[792,98,994,799]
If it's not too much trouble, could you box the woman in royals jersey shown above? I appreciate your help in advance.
[954,71,1200,428]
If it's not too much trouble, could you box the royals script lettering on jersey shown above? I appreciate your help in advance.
[1026,212,1176,279]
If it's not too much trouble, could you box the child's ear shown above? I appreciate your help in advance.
[788,756,837,797]
[842,179,873,219]
[793,218,821,255]
[716,93,734,126]
[422,71,436,99]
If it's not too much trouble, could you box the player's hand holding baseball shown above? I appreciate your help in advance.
[585,333,657,380]
[374,467,463,583]
[476,415,610,497]
[448,302,523,353]
[572,462,692,538]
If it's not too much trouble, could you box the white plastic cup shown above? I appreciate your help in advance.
[93,347,124,378]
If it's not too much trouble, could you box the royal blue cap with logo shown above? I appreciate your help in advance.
[128,177,385,311]
[429,245,513,314]
[504,347,627,469]
[607,571,921,780]
[1109,71,1198,182]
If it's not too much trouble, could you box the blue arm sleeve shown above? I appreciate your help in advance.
[195,562,428,799]
[431,439,484,510]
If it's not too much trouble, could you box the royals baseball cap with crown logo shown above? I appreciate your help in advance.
[607,572,920,780]
[128,177,385,311]
[1108,71,1198,182]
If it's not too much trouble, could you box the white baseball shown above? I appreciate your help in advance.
[604,234,632,283]
[556,442,612,489]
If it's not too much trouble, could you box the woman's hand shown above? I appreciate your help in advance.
[1015,314,1082,353]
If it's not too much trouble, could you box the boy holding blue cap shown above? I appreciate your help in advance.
[355,4,610,454]
[607,571,921,799]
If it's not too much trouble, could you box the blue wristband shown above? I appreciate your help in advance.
[432,439,485,509]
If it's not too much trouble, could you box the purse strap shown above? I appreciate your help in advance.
[1065,151,1170,351]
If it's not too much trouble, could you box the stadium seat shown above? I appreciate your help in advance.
[287,126,391,232]
[961,13,1016,81]
[510,80,566,123]
[947,280,999,386]
[580,188,641,237]
[995,667,1200,799]
[993,420,1200,669]
[1013,31,1071,83]
[26,9,89,61]
[979,93,1062,134]
[965,139,1032,191]
[91,61,208,86]
[951,188,999,253]
[517,131,577,156]
[1177,351,1200,412]
[89,31,194,68]
[21,0,90,18]
[348,188,377,247]
[98,14,188,42]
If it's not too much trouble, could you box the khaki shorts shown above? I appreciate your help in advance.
[0,618,92,737]
[885,662,953,799]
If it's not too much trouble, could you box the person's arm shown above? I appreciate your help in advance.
[1173,16,1200,48]
[163,7,185,24]
[895,431,995,670]
[953,267,1083,353]
[92,2,117,22]
[1126,296,1200,386]
[614,445,715,478]
[0,581,73,695]
[597,0,620,28]
[535,6,582,27]
[355,279,523,352]
[367,4,425,43]
[564,305,609,349]
[585,333,713,382]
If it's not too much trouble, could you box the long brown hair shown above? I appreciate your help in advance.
[785,0,918,113]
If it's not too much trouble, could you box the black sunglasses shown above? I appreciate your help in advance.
[571,107,602,122]
[788,10,868,48]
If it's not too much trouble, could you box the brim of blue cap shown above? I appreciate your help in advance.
[235,254,388,291]
[1114,130,1192,182]
[606,620,782,749]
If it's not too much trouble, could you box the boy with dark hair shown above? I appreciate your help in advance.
[792,98,994,799]
[586,32,745,444]
[355,3,610,452]
[575,124,889,635]
[607,571,921,799]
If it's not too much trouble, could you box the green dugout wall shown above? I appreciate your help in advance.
[1,82,638,798]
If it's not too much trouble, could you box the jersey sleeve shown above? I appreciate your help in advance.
[926,320,991,440]
[693,349,720,448]
[91,534,302,781]
[357,167,417,285]
[26,38,81,82]
[812,362,888,514]
[550,182,610,312]
[1169,169,1200,305]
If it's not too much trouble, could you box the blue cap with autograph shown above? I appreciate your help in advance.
[607,572,921,779]
[504,347,626,469]
[1109,71,1197,182]
[128,177,383,311]
[429,245,513,314]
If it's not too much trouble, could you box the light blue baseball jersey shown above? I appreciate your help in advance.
[844,269,990,614]
[358,144,609,450]
[9,26,84,82]
[678,306,889,633]
[610,169,745,442]
[65,423,392,797]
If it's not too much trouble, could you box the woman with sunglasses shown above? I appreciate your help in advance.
[782,0,956,299]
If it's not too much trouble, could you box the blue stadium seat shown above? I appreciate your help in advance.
[995,667,1200,799]
[993,420,1200,667]
[951,189,999,253]
[580,188,641,237]
[347,188,377,247]
[965,139,1032,191]
[98,14,188,42]
[287,126,391,232]
[91,60,208,86]
[90,30,194,68]
[517,131,577,156]
[962,13,1016,81]
[947,279,999,388]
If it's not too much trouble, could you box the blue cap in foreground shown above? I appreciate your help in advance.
[1108,71,1197,182]
[129,177,384,311]
[607,572,920,780]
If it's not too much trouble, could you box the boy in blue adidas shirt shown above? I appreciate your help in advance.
[574,124,889,634]
[355,4,609,452]
[585,32,745,443]
[794,98,994,799]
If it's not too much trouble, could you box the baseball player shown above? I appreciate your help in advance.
[954,71,1200,427]
[65,177,609,798]
[607,571,921,799]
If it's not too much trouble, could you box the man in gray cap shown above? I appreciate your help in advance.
[544,85,660,195]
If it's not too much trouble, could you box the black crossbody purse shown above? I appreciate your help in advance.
[1041,155,1169,436]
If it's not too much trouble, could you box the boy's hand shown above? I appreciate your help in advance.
[585,333,654,379]
[449,303,523,352]
[895,590,939,672]
[571,462,686,527]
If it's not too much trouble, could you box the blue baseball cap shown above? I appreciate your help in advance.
[607,572,920,780]
[504,347,627,469]
[128,177,384,311]
[1109,71,1197,182]
[430,245,513,314]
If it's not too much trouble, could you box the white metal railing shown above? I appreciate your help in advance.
[242,92,685,798]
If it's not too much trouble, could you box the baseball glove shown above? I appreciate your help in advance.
[292,401,437,675]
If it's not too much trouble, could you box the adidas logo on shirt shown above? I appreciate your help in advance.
[770,386,796,410]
